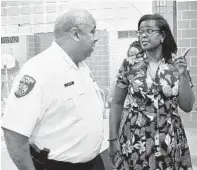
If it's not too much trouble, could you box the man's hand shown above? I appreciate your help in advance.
[172,48,190,76]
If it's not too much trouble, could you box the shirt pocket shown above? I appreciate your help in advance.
[62,84,84,120]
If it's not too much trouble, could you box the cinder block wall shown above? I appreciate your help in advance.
[152,1,176,37]
[86,31,110,89]
[152,1,197,126]
[177,1,197,124]
[177,1,197,108]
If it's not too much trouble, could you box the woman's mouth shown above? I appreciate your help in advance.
[141,41,148,45]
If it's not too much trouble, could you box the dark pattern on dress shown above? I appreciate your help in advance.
[116,53,193,170]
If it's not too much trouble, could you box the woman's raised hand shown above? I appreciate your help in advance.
[172,48,190,76]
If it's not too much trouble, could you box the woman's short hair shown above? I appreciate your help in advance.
[137,14,177,62]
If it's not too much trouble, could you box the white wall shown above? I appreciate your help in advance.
[2,0,152,34]
[1,0,152,86]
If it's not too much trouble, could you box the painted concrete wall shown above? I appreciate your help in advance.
[177,1,197,123]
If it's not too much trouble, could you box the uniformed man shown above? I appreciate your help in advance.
[2,9,105,170]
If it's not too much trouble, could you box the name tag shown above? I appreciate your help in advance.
[64,81,74,87]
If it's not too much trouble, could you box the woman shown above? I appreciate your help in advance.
[109,14,195,170]
[127,41,143,57]
[107,41,143,108]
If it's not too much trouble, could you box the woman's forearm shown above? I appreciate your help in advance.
[178,74,195,112]
[109,103,123,139]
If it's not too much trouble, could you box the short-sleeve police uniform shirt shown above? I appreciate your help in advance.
[2,42,104,163]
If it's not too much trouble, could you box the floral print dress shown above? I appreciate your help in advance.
[116,53,193,170]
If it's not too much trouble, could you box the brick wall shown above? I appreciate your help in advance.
[1,1,56,34]
[33,32,54,55]
[152,1,177,38]
[26,35,36,60]
[177,1,197,125]
[86,31,110,89]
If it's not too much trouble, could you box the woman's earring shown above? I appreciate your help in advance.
[161,39,164,43]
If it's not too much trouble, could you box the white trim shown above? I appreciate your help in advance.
[1,33,33,36]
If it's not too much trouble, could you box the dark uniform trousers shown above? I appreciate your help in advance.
[34,154,105,170]
[30,143,105,170]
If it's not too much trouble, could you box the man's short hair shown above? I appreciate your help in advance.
[54,9,94,39]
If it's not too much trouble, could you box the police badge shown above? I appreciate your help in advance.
[15,75,36,98]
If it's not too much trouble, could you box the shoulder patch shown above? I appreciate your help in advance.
[15,75,36,98]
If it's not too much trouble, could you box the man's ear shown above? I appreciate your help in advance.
[70,27,80,41]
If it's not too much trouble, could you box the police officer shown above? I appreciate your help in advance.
[2,9,105,170]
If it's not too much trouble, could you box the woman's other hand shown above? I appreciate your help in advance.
[109,140,122,166]
[109,140,121,155]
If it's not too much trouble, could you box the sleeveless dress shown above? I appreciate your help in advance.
[116,53,193,170]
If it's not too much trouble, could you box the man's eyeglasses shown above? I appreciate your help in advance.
[136,29,160,37]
